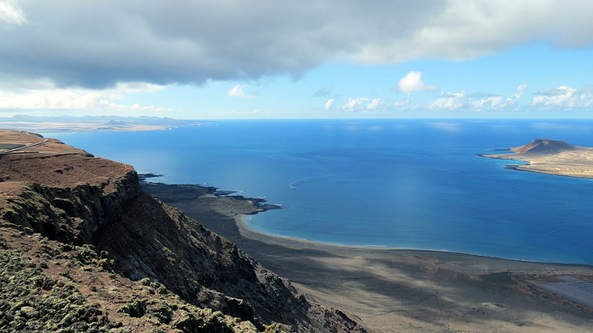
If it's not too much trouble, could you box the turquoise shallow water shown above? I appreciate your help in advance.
[51,119,593,265]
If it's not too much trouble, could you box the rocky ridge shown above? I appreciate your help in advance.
[0,130,366,333]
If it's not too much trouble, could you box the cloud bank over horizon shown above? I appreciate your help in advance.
[2,0,593,89]
[0,81,175,112]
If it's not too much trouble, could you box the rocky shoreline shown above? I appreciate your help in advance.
[139,174,282,214]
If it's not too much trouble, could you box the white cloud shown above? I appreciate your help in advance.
[472,95,503,109]
[533,86,593,108]
[340,98,384,112]
[342,98,369,112]
[428,91,469,110]
[0,1,27,25]
[115,82,168,94]
[324,99,335,111]
[2,1,593,88]
[393,99,410,109]
[227,84,256,99]
[427,86,531,111]
[366,98,384,110]
[395,71,438,93]
[502,84,528,106]
[0,82,172,112]
[228,84,245,97]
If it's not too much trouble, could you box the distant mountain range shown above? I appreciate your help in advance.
[0,115,206,133]
[0,115,201,126]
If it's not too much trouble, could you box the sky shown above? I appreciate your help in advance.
[1,0,593,119]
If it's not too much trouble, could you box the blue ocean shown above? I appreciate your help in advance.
[51,119,593,265]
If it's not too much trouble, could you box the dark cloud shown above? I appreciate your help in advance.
[2,0,593,88]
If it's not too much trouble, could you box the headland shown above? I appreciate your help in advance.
[480,138,593,179]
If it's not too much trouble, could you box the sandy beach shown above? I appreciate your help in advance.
[141,181,593,333]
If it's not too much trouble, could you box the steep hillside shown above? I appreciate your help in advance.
[0,130,366,333]
[510,139,576,154]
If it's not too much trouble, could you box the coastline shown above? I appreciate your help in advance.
[480,143,593,180]
[141,180,593,332]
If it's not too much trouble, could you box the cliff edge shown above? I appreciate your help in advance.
[0,130,366,333]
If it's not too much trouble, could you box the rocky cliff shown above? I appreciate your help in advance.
[0,130,366,333]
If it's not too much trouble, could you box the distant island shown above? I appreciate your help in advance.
[0,115,203,133]
[480,138,593,179]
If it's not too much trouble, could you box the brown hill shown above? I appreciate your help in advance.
[481,138,593,179]
[510,138,576,154]
[0,130,365,333]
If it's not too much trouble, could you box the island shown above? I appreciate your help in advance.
[480,138,593,179]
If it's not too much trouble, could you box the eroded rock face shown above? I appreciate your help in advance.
[94,192,313,327]
[0,153,141,245]
[0,130,366,333]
